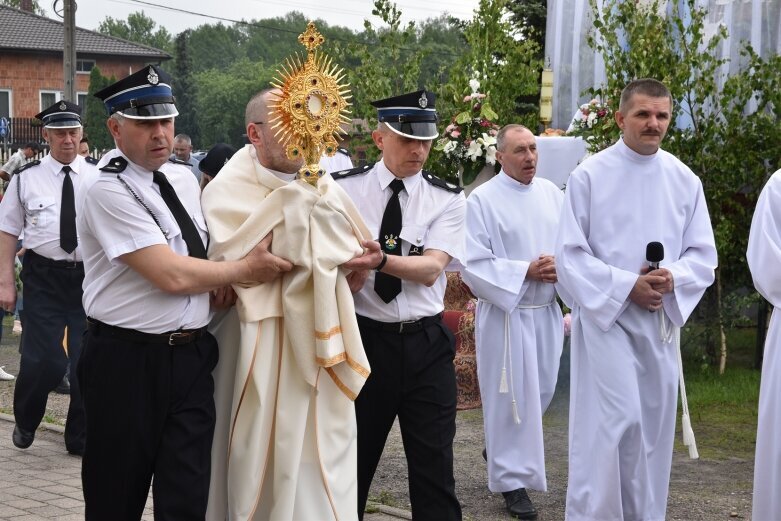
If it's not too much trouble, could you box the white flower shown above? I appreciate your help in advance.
[480,133,496,147]
[485,145,497,165]
[443,140,458,155]
[466,140,483,161]
[469,78,480,94]
[586,111,598,128]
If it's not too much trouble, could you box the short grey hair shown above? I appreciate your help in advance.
[109,112,125,125]
[496,124,530,152]
[173,133,192,145]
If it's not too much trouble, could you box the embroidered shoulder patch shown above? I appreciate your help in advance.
[84,156,99,165]
[12,160,40,176]
[99,156,128,173]
[330,163,374,180]
[423,170,462,193]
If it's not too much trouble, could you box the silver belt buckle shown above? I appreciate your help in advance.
[168,332,188,345]
[398,320,416,333]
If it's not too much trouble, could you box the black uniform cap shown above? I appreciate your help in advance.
[94,65,178,120]
[371,89,439,140]
[199,143,237,178]
[35,100,82,129]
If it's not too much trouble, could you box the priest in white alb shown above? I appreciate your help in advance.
[462,124,564,520]
[747,168,781,521]
[555,79,717,521]
[202,88,372,521]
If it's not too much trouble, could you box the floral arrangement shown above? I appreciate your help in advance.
[566,97,616,153]
[435,78,501,185]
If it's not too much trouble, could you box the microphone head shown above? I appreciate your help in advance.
[646,241,664,263]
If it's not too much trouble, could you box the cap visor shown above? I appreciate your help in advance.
[117,103,179,120]
[384,121,438,140]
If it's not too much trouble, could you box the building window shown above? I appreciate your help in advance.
[78,92,88,107]
[76,59,96,74]
[0,90,11,119]
[40,91,61,110]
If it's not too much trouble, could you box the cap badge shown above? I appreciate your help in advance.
[59,102,67,110]
[384,234,399,251]
[418,92,428,108]
[147,66,159,85]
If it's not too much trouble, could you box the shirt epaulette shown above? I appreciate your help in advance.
[423,170,463,194]
[84,156,99,165]
[337,147,350,157]
[330,163,374,180]
[12,160,40,176]
[169,157,191,166]
[100,156,128,173]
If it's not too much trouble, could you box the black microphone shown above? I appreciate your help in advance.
[646,241,664,313]
[646,241,664,270]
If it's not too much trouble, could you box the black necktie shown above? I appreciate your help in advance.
[60,165,77,253]
[374,179,405,303]
[152,171,207,259]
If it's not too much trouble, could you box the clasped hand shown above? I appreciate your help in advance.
[527,254,557,283]
[629,267,674,311]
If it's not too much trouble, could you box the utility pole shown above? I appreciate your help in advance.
[62,0,77,102]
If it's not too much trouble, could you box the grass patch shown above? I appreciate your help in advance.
[677,366,759,460]
[367,490,402,509]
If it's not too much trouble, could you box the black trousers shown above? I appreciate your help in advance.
[78,325,219,521]
[356,315,462,521]
[13,250,85,453]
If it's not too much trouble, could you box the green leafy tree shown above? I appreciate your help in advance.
[507,0,547,50]
[97,11,173,53]
[193,58,275,148]
[186,22,247,73]
[171,30,199,146]
[1,0,44,14]
[336,0,428,162]
[82,66,116,152]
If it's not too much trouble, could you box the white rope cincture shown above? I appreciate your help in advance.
[662,311,699,459]
[500,313,521,424]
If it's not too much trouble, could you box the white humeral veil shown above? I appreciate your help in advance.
[202,145,371,521]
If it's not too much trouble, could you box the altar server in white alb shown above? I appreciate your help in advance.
[555,78,717,521]
[747,168,781,521]
[462,124,564,520]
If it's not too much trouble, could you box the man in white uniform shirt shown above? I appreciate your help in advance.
[0,101,96,456]
[463,124,564,520]
[0,141,40,182]
[79,66,289,520]
[336,89,465,520]
[555,78,717,521]
[747,169,781,520]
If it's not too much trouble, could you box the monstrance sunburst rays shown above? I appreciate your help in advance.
[268,22,352,186]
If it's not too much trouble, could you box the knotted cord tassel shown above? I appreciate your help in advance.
[499,367,508,393]
[682,412,699,459]
[511,400,521,425]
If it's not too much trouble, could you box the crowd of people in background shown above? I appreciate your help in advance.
[1,66,780,521]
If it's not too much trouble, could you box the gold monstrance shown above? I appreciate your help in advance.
[269,22,352,186]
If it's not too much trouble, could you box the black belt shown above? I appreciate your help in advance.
[357,313,442,334]
[86,317,207,346]
[27,249,83,269]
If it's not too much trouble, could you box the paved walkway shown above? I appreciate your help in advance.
[0,414,403,520]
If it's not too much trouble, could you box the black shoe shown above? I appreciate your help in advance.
[502,488,538,520]
[54,375,70,395]
[12,425,34,449]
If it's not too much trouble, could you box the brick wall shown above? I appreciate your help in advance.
[0,52,157,117]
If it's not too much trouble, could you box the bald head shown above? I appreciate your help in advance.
[245,88,303,174]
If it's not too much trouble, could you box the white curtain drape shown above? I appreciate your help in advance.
[545,0,781,129]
